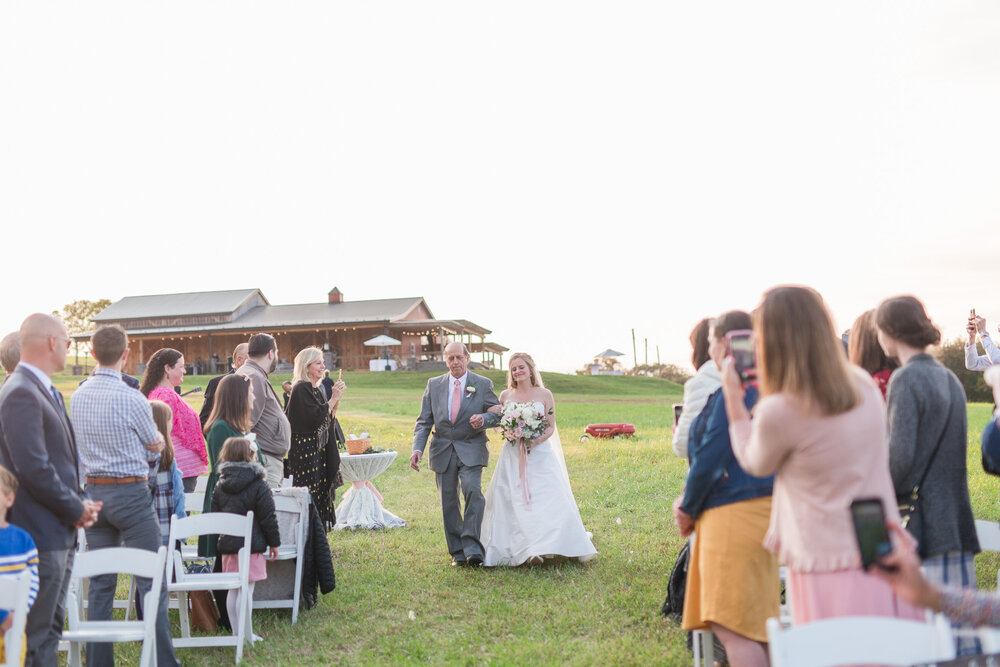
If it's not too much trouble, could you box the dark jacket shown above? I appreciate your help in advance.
[199,370,233,427]
[211,461,281,554]
[0,366,86,551]
[887,354,979,558]
[301,503,337,609]
[680,386,773,519]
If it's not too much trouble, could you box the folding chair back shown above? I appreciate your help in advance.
[0,569,32,667]
[167,511,254,663]
[766,614,955,667]
[62,546,167,667]
[252,492,307,622]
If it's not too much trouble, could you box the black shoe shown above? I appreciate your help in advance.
[451,557,467,567]
[467,555,484,568]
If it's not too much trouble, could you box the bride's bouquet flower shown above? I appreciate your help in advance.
[498,401,551,449]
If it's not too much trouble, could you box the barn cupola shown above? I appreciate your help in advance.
[328,287,343,304]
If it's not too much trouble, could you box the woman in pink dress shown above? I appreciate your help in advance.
[141,348,208,492]
[721,286,920,624]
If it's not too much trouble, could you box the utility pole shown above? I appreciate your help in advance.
[645,338,648,366]
[656,345,661,366]
[632,329,637,370]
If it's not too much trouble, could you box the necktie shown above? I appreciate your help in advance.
[51,386,65,411]
[450,379,461,422]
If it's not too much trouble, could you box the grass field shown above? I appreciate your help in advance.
[24,368,1000,664]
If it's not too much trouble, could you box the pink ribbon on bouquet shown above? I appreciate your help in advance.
[518,439,532,510]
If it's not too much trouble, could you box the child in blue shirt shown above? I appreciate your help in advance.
[0,465,39,665]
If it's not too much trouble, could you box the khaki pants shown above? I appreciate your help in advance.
[259,451,284,488]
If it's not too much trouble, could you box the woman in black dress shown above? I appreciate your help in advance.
[285,346,345,527]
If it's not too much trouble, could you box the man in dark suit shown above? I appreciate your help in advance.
[411,342,500,567]
[199,342,248,427]
[0,313,101,666]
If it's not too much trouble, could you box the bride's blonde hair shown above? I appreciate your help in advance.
[507,352,544,390]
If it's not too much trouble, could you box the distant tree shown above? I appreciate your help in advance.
[628,363,692,384]
[936,337,992,403]
[52,298,111,336]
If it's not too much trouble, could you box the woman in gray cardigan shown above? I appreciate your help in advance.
[876,295,980,654]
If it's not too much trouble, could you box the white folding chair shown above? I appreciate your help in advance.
[0,570,32,667]
[976,519,1000,588]
[61,546,167,667]
[252,493,307,623]
[168,512,253,664]
[766,614,955,667]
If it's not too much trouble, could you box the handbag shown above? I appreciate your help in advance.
[188,590,220,634]
[661,540,690,620]
[897,395,954,530]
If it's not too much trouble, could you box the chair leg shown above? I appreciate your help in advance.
[234,585,247,664]
[178,590,191,637]
[70,641,83,667]
[127,576,137,620]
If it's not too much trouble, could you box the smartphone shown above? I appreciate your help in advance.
[726,330,756,384]
[672,404,683,426]
[850,498,895,571]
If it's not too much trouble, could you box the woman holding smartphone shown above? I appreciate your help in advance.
[673,310,778,667]
[722,286,919,625]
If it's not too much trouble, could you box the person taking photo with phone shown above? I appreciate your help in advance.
[721,286,921,628]
[672,310,777,667]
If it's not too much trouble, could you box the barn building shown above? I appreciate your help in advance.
[74,287,508,375]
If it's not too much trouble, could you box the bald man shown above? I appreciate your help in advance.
[199,342,249,427]
[0,313,100,666]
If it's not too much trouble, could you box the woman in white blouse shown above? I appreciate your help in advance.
[673,318,721,459]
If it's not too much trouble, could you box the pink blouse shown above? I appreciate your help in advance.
[729,367,900,572]
[148,386,208,478]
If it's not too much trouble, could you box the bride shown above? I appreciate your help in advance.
[481,352,597,566]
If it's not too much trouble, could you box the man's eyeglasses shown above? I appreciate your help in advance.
[51,336,72,350]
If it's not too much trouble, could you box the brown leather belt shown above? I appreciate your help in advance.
[86,476,148,485]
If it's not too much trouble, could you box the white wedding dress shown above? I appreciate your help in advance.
[482,401,597,566]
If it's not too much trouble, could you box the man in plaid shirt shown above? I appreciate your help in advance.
[69,324,179,667]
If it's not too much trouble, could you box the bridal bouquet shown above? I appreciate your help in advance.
[498,402,551,448]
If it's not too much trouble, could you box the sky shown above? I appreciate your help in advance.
[2,1,1000,374]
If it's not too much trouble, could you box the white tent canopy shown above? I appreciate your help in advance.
[364,334,402,347]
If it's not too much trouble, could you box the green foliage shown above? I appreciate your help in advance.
[937,337,992,402]
[51,298,111,336]
[629,363,693,384]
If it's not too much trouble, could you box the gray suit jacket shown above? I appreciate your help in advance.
[413,372,500,473]
[0,366,86,551]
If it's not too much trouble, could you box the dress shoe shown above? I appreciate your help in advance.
[451,557,467,567]
[467,555,484,568]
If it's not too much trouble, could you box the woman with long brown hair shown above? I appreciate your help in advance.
[848,309,898,398]
[142,348,208,491]
[722,286,920,627]
[198,373,254,557]
[673,317,720,459]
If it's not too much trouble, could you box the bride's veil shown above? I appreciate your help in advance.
[537,373,572,489]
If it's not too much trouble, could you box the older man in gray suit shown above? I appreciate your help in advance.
[411,342,500,567]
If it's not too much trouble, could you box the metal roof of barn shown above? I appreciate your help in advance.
[93,289,265,320]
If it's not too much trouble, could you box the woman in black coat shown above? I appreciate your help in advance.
[285,347,345,527]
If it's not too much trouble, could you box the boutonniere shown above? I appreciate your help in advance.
[465,385,477,398]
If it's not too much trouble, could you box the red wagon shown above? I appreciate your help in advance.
[580,423,636,441]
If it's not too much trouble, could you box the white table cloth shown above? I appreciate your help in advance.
[334,451,406,530]
[368,359,398,371]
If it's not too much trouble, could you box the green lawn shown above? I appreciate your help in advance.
[24,368,1000,664]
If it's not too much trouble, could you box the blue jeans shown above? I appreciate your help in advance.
[85,481,179,667]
